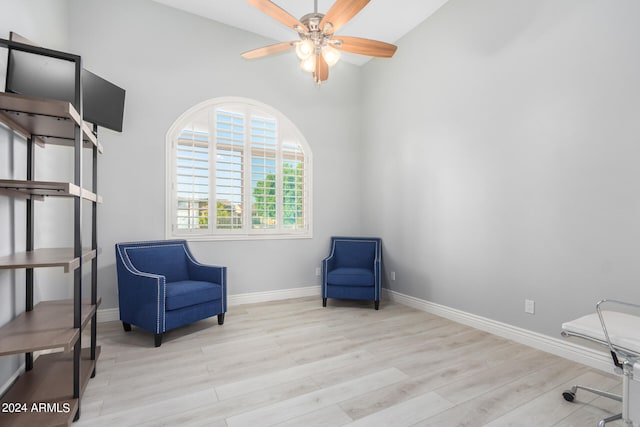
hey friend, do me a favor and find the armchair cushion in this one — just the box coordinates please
[166,280,223,311]
[327,268,375,287]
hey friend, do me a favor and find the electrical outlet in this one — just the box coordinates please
[315,267,321,276]
[390,271,396,281]
[525,299,535,314]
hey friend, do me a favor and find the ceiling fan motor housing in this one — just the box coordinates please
[299,13,333,52]
[300,12,324,31]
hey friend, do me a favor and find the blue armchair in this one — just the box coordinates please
[322,237,382,310]
[115,240,227,347]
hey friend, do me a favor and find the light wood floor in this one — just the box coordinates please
[75,297,623,427]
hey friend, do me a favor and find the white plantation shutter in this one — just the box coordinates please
[175,126,209,231]
[168,97,312,240]
[250,115,277,230]
[214,110,244,230]
[282,141,305,230]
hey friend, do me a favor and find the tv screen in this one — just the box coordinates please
[5,47,126,132]
[82,69,126,133]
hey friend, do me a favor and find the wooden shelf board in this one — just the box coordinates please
[0,248,97,272]
[0,347,100,427]
[0,180,99,202]
[0,91,81,125]
[0,299,100,356]
[20,133,104,154]
[0,188,44,201]
[0,92,97,147]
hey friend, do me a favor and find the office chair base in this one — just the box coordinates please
[598,413,622,427]
[563,385,623,426]
[563,385,622,403]
[562,390,576,402]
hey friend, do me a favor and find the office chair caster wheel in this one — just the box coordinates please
[562,390,576,402]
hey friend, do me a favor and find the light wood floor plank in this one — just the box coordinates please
[72,297,621,427]
[345,391,453,427]
[216,350,375,400]
[413,359,593,426]
[338,343,540,420]
[272,404,353,427]
[225,368,409,427]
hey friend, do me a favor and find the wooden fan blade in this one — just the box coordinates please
[241,41,295,59]
[320,0,370,34]
[246,0,306,31]
[334,36,397,58]
[314,55,329,83]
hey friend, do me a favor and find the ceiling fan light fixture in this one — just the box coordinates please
[300,55,316,73]
[243,0,397,84]
[321,45,340,67]
[295,39,315,60]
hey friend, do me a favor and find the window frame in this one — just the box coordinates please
[166,97,313,241]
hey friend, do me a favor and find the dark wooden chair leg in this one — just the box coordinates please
[374,300,380,310]
[218,313,225,325]
[323,298,327,307]
[122,322,132,332]
[154,333,163,347]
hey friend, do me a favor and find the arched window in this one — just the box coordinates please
[166,97,312,240]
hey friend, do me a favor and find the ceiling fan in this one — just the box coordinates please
[242,0,398,84]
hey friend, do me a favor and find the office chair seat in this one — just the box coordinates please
[562,311,640,356]
[561,300,640,427]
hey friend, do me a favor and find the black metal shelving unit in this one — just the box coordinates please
[0,37,100,426]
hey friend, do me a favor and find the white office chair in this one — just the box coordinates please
[561,300,640,427]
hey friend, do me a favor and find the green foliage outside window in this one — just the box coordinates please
[252,162,304,228]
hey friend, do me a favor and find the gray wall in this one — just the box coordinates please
[3,0,640,394]
[66,0,364,309]
[361,0,640,336]
[0,0,70,395]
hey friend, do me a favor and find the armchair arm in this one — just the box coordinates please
[188,262,226,284]
[187,262,227,312]
[323,254,336,269]
[115,247,167,334]
[322,253,337,276]
[373,252,382,301]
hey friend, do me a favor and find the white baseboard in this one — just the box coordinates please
[228,285,321,306]
[0,360,25,398]
[383,289,614,374]
[96,286,612,374]
[97,307,119,323]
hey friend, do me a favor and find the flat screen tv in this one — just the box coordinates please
[4,42,126,132]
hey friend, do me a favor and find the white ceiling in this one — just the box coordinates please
[151,0,449,65]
